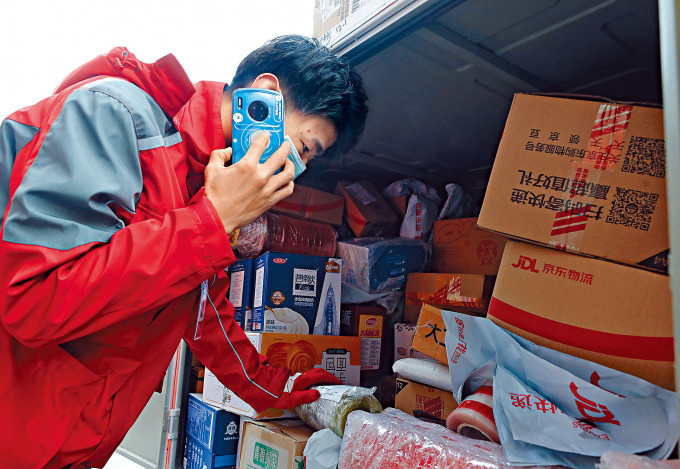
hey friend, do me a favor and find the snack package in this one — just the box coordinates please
[235,211,337,258]
[295,385,382,437]
[338,408,559,469]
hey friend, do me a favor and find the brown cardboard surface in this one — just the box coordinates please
[340,304,387,371]
[488,241,674,390]
[403,273,492,323]
[478,93,669,273]
[272,184,345,226]
[336,180,399,237]
[387,195,408,218]
[239,419,313,469]
[395,377,458,423]
[432,218,508,275]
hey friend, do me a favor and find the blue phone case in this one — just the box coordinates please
[231,88,285,165]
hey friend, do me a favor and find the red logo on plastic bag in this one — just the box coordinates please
[570,382,621,426]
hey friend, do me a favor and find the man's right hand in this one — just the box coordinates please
[204,132,296,234]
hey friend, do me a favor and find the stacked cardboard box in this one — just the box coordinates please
[477,93,673,390]
[184,394,240,469]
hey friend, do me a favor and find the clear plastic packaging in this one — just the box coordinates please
[599,451,680,468]
[295,385,382,437]
[235,211,337,258]
[336,237,427,293]
[339,408,561,469]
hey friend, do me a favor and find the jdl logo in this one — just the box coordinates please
[570,382,621,426]
[511,255,540,273]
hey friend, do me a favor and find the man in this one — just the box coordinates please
[0,35,368,467]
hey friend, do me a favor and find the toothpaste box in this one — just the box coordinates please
[252,252,342,335]
[227,259,255,330]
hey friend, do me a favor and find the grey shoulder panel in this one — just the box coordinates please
[0,119,40,225]
[3,88,145,250]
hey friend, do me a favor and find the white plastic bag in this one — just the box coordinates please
[383,178,442,240]
[441,309,678,468]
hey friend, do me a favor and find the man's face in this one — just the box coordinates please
[284,109,337,164]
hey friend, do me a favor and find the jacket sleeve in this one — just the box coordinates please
[0,86,233,348]
[184,291,290,412]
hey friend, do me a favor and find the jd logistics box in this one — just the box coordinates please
[239,419,313,469]
[203,332,361,418]
[271,184,345,226]
[403,273,493,323]
[187,394,240,456]
[478,93,669,273]
[395,378,458,423]
[228,259,254,330]
[336,180,400,238]
[488,241,674,389]
[340,304,387,371]
[431,218,508,275]
[252,252,341,335]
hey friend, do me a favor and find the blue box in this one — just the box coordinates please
[186,394,239,455]
[184,435,236,469]
[227,259,254,330]
[252,252,342,335]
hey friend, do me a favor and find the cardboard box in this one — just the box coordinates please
[395,378,458,423]
[478,93,669,273]
[340,304,386,371]
[387,195,408,218]
[272,184,345,226]
[403,273,492,323]
[190,366,205,394]
[203,333,361,418]
[228,259,254,330]
[185,435,237,469]
[314,0,400,48]
[488,241,674,389]
[252,252,341,334]
[187,394,240,455]
[411,304,463,365]
[336,180,400,237]
[239,419,313,469]
[394,323,430,362]
[431,218,508,275]
[337,238,426,293]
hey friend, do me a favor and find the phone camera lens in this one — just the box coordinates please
[248,101,269,122]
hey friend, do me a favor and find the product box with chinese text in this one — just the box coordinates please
[431,218,508,275]
[403,273,493,323]
[395,378,458,423]
[336,180,400,238]
[185,435,236,469]
[252,252,341,335]
[187,394,240,456]
[488,241,674,389]
[478,93,668,273]
[228,259,254,330]
[340,304,386,371]
[238,419,313,469]
[203,332,361,419]
[394,323,430,362]
[337,237,426,293]
[271,184,345,226]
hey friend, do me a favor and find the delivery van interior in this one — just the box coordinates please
[120,1,680,468]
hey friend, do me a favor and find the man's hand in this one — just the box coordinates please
[204,132,296,234]
[271,368,343,410]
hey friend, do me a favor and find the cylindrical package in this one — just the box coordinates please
[446,383,499,443]
[235,212,337,258]
[295,385,383,437]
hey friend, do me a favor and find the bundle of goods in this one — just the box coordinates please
[338,408,557,468]
[234,211,337,258]
[295,385,382,437]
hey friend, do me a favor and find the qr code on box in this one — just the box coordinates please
[621,136,665,178]
[605,187,659,231]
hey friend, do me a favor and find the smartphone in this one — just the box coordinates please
[231,88,306,179]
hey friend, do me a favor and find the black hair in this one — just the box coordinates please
[228,35,368,158]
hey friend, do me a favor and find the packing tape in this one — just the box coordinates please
[446,384,500,443]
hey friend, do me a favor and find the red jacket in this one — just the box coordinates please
[0,47,289,468]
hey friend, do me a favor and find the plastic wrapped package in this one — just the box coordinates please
[336,237,427,293]
[383,178,442,240]
[599,451,680,468]
[392,358,453,391]
[295,385,382,437]
[234,211,337,258]
[339,408,561,469]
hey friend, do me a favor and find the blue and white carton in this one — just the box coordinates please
[252,252,342,335]
[186,394,240,455]
[184,435,236,469]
